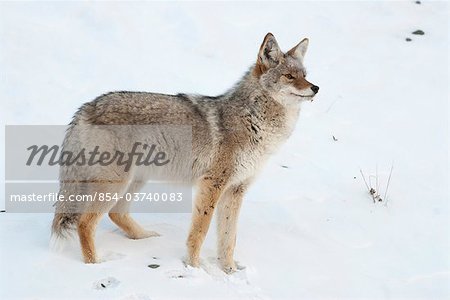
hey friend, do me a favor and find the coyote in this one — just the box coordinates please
[51,33,319,273]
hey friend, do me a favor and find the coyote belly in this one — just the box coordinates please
[51,32,319,273]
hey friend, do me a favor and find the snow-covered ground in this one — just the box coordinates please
[0,1,448,299]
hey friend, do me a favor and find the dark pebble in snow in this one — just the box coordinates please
[148,264,160,269]
[0,210,5,213]
[406,38,412,42]
[412,30,424,35]
[281,165,289,169]
[94,277,120,290]
[415,1,421,4]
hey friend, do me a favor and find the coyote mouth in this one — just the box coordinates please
[290,92,314,98]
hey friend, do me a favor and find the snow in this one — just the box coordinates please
[0,1,448,299]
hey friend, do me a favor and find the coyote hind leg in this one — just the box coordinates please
[109,181,160,239]
[77,182,127,263]
[78,212,105,263]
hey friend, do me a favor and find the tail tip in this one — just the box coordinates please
[49,233,69,252]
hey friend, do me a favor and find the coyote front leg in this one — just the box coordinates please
[216,182,248,273]
[186,175,228,267]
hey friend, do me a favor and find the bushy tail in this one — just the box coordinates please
[50,213,80,251]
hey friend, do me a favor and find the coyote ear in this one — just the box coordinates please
[257,33,283,69]
[287,38,309,61]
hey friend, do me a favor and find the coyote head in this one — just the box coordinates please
[253,33,319,103]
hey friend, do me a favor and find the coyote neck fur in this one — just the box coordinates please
[197,65,301,153]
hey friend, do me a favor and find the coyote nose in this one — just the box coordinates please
[311,85,319,94]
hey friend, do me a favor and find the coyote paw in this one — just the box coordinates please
[222,265,237,274]
[219,259,245,274]
[129,230,160,240]
[84,255,99,264]
[220,261,237,274]
[184,256,200,268]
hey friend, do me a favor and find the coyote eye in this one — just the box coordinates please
[284,74,295,80]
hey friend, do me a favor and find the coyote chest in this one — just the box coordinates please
[226,103,300,183]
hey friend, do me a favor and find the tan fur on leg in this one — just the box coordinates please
[76,181,129,263]
[78,212,103,263]
[186,174,229,267]
[109,212,159,239]
[108,181,160,239]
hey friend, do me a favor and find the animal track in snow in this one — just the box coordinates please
[99,251,126,262]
